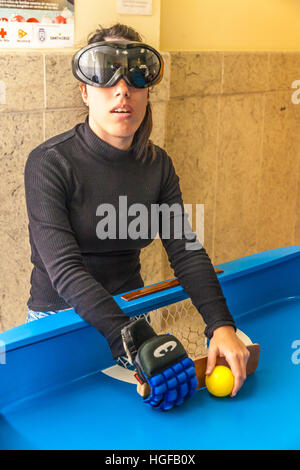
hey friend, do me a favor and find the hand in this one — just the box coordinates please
[206,326,250,397]
[121,318,198,410]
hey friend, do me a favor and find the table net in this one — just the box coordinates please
[117,298,207,370]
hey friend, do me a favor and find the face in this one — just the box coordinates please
[81,81,148,147]
[79,38,149,150]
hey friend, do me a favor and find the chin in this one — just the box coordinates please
[110,126,138,139]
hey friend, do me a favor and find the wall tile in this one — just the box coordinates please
[257,91,300,252]
[45,50,83,109]
[294,173,300,243]
[164,95,220,257]
[214,93,264,264]
[150,101,166,148]
[44,108,86,140]
[169,52,222,98]
[0,112,44,331]
[150,52,170,103]
[223,52,269,94]
[0,51,44,112]
[140,239,165,285]
[269,52,300,92]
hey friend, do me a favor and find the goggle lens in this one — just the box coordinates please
[74,43,163,88]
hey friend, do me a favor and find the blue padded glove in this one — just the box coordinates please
[121,318,198,411]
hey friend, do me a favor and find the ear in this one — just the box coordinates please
[79,83,88,105]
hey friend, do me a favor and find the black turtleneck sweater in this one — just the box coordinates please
[24,117,236,358]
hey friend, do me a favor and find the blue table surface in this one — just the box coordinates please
[0,296,299,450]
[1,246,300,450]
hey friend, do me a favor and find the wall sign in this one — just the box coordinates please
[0,0,74,47]
[117,0,152,16]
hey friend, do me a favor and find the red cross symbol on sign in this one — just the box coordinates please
[0,28,7,39]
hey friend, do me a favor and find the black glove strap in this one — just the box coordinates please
[121,317,156,364]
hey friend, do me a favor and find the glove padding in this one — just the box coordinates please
[121,318,198,411]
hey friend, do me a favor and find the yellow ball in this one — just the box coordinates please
[205,365,234,397]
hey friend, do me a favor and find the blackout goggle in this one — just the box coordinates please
[72,41,164,89]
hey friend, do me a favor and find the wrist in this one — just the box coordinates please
[212,325,235,338]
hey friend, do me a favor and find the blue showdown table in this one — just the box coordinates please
[1,246,300,450]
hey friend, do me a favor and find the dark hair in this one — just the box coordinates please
[87,23,143,43]
[85,23,157,163]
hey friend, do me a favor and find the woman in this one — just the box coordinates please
[24,23,249,409]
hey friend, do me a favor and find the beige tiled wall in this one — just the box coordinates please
[1,49,300,331]
[164,51,300,272]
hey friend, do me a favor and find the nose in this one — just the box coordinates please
[113,78,131,97]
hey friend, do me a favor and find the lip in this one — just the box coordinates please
[110,104,133,117]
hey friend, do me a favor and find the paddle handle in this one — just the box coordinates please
[121,268,224,301]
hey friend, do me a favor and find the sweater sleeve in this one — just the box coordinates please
[158,151,236,338]
[24,148,130,358]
